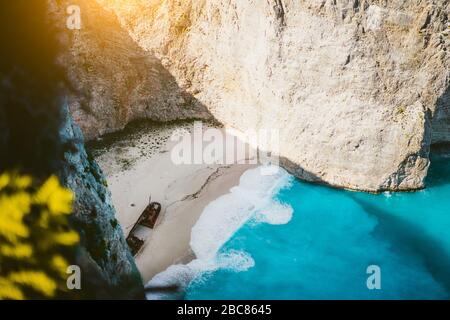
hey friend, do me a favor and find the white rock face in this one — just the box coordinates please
[366,5,385,31]
[67,0,449,191]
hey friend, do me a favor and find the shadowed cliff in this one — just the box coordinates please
[0,0,144,299]
[50,0,214,140]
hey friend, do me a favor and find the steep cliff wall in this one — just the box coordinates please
[59,105,143,299]
[98,0,449,192]
[1,0,144,299]
[51,0,212,140]
[432,86,450,147]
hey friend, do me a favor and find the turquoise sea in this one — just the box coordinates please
[182,155,450,300]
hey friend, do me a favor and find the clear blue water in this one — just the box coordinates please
[186,155,450,300]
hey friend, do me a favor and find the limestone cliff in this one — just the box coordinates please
[59,105,143,298]
[63,0,448,192]
[98,0,449,192]
[51,0,212,140]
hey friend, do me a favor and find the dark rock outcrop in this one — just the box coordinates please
[59,105,144,299]
[0,0,144,299]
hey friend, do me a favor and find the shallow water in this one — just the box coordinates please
[185,155,450,300]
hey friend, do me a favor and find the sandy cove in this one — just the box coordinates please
[90,121,256,283]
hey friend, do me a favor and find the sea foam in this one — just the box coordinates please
[145,165,293,299]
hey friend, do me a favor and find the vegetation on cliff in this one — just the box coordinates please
[0,0,143,299]
[0,173,78,299]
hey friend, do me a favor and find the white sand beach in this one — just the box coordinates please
[92,121,256,283]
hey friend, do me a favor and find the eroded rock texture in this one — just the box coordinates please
[59,105,144,299]
[50,0,212,140]
[64,0,449,191]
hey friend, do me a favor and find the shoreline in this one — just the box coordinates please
[91,121,256,282]
[138,163,253,282]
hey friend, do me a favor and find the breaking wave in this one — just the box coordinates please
[145,165,293,300]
